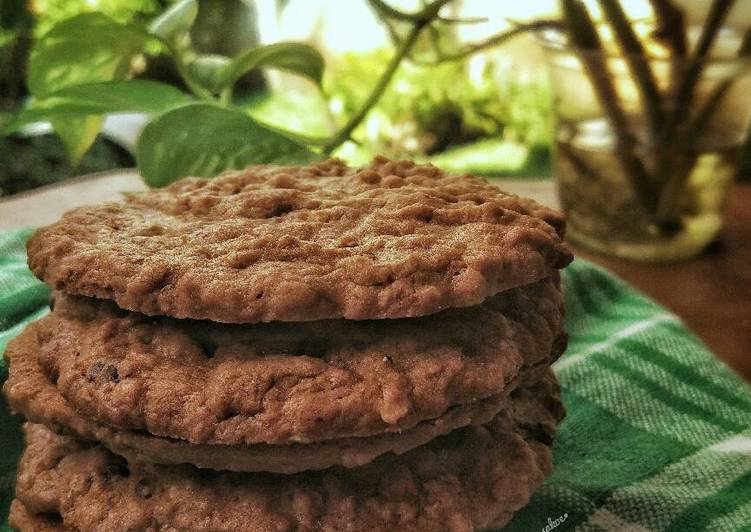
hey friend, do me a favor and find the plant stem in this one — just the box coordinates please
[649,0,687,99]
[561,0,657,213]
[654,23,750,222]
[367,0,422,22]
[321,26,419,153]
[657,0,734,148]
[437,15,488,25]
[655,0,736,222]
[322,0,450,154]
[691,27,751,133]
[163,40,215,100]
[412,20,563,64]
[599,0,664,144]
[218,86,233,106]
[649,0,687,56]
[737,113,751,180]
[558,140,604,182]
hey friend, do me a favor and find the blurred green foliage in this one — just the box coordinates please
[242,48,554,176]
[3,0,750,197]
[3,0,558,195]
[0,0,161,97]
[32,0,162,35]
[1,0,322,193]
[325,49,552,160]
[0,134,134,196]
[0,0,160,196]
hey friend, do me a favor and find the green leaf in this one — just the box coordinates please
[51,115,104,166]
[220,42,325,89]
[148,0,198,41]
[136,103,318,187]
[28,13,150,97]
[188,54,231,93]
[7,80,192,132]
[27,13,151,163]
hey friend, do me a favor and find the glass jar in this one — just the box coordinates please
[538,27,751,262]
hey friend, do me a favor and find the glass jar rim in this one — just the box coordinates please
[534,25,751,66]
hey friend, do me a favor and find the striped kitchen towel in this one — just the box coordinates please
[0,228,750,531]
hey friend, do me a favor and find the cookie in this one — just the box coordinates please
[3,326,506,472]
[5,278,564,446]
[27,157,572,323]
[99,396,505,474]
[11,374,563,532]
[8,500,62,532]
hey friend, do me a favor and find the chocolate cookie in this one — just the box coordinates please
[5,278,564,446]
[3,324,506,472]
[27,157,572,323]
[10,374,563,532]
[8,501,62,532]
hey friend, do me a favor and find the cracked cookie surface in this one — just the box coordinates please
[4,277,564,445]
[27,157,572,323]
[10,373,563,532]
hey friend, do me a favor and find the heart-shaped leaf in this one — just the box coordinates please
[220,42,325,89]
[27,13,151,163]
[28,13,150,97]
[136,103,318,187]
[188,54,232,93]
[148,0,198,42]
[7,80,192,132]
[51,115,104,166]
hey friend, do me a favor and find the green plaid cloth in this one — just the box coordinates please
[0,227,749,532]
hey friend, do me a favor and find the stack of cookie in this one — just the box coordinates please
[4,158,572,531]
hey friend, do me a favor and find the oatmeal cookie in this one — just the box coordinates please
[27,157,571,323]
[10,373,563,532]
[5,278,564,445]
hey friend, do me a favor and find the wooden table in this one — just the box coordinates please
[1,172,749,381]
[575,185,751,382]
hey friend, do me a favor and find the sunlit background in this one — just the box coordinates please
[1,0,750,195]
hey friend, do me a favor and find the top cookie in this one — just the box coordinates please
[28,157,572,322]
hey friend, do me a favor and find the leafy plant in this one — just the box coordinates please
[324,48,551,161]
[5,0,462,186]
[6,0,566,188]
[11,0,746,200]
[6,1,322,184]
